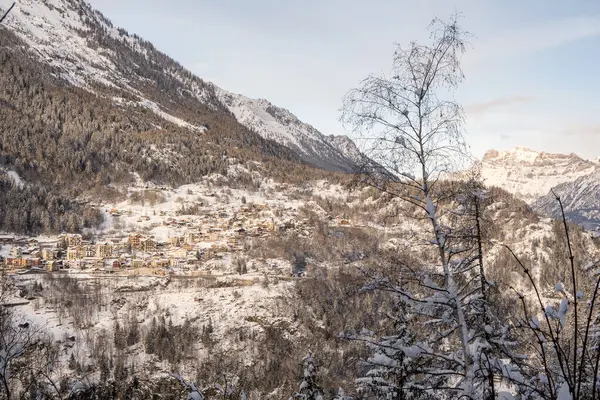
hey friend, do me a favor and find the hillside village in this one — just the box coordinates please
[0,180,356,277]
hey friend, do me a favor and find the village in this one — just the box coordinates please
[0,199,327,276]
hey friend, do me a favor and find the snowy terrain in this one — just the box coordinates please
[0,0,363,173]
[217,89,364,172]
[480,146,598,203]
[533,168,600,230]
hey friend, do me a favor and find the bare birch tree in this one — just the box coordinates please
[341,15,488,398]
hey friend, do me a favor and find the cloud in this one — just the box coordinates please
[465,96,534,115]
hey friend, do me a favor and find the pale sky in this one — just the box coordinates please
[88,0,600,161]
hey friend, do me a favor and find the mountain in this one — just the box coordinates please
[217,90,363,172]
[0,0,361,174]
[0,0,366,234]
[480,146,598,203]
[480,146,600,231]
[532,168,600,231]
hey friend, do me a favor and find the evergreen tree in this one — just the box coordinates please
[289,352,324,400]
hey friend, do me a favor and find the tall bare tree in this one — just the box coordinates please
[341,15,488,398]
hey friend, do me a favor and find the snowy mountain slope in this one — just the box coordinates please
[0,0,363,173]
[480,147,598,203]
[532,168,600,230]
[218,90,363,173]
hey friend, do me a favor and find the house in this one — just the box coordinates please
[95,242,113,258]
[41,248,58,261]
[82,257,103,269]
[129,233,144,249]
[104,259,120,269]
[46,260,58,272]
[10,247,22,257]
[84,245,95,258]
[67,246,85,260]
[150,258,170,268]
[167,236,183,247]
[66,234,83,247]
[0,234,14,244]
[184,231,202,245]
[140,237,157,252]
[131,259,145,269]
[170,248,188,259]
[23,258,42,268]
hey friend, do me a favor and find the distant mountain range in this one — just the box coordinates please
[480,146,600,230]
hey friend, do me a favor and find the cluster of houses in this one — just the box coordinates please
[0,202,319,275]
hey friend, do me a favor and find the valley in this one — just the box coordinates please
[0,0,599,399]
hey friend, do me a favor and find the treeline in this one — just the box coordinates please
[0,171,101,234]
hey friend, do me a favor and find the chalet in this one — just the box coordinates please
[129,233,149,249]
[0,234,15,244]
[4,257,22,268]
[131,259,145,269]
[10,247,22,257]
[140,237,157,252]
[41,248,58,260]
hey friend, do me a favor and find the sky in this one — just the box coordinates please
[88,0,600,161]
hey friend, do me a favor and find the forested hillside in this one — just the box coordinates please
[0,23,346,235]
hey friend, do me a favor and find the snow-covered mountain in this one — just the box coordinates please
[0,0,362,173]
[480,146,600,230]
[218,90,363,172]
[481,147,598,203]
[532,168,600,231]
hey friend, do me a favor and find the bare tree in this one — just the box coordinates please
[501,194,600,399]
[0,273,61,399]
[341,15,490,398]
[0,2,15,25]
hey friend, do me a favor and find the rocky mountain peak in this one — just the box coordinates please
[480,146,598,204]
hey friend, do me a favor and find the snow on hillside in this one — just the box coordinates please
[481,146,598,203]
[217,89,363,173]
[533,168,600,230]
[1,0,124,87]
[0,0,365,174]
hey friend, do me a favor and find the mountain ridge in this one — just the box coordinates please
[480,146,600,230]
[0,0,363,174]
[480,146,598,204]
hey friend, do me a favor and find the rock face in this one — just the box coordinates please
[0,0,363,174]
[481,146,598,203]
[532,168,600,231]
[217,90,364,173]
[480,146,600,230]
